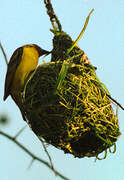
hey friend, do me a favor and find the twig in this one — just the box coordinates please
[107,94,124,110]
[27,158,35,169]
[0,130,70,180]
[0,42,8,65]
[44,0,62,31]
[39,138,57,174]
[13,125,27,139]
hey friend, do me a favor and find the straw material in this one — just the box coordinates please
[22,32,121,158]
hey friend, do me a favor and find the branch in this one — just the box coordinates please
[44,0,62,31]
[14,125,27,139]
[0,42,8,65]
[0,130,70,180]
[39,138,57,174]
[107,94,124,110]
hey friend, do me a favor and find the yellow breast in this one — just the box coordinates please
[12,46,39,91]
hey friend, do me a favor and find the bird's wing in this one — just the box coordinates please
[3,47,23,100]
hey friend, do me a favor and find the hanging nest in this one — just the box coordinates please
[22,32,121,158]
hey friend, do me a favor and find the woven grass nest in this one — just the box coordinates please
[22,31,121,158]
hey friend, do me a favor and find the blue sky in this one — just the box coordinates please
[0,0,124,180]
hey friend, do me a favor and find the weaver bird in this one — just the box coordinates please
[3,44,50,121]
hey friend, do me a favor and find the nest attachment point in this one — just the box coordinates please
[22,32,121,158]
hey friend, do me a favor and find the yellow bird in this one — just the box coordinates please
[3,44,50,121]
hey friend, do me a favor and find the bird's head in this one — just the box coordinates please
[24,44,50,57]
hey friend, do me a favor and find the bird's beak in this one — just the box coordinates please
[34,44,51,57]
[39,48,51,57]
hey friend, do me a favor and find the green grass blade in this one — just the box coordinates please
[56,61,70,93]
[66,9,94,55]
